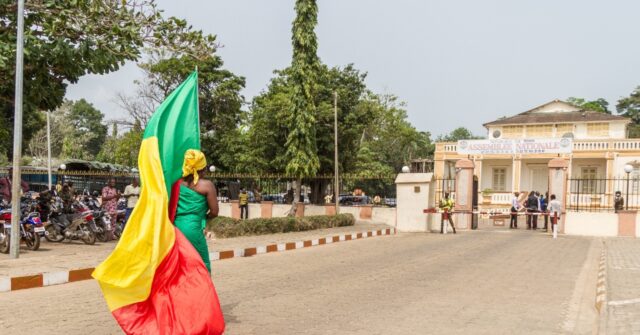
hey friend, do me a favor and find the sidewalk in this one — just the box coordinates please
[0,221,393,291]
[603,238,640,334]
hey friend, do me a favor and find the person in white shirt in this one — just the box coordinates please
[548,194,562,238]
[123,178,140,227]
[510,192,521,229]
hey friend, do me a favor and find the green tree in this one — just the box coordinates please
[286,0,321,205]
[436,127,482,142]
[616,86,640,138]
[0,1,221,160]
[567,97,611,114]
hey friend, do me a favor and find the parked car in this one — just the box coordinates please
[384,198,397,207]
[339,195,371,206]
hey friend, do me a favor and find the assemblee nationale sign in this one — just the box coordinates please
[457,138,573,155]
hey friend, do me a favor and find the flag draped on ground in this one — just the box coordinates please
[92,72,225,335]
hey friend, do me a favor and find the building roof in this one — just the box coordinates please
[483,100,630,128]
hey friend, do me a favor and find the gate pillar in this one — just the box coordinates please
[548,158,569,233]
[454,159,475,230]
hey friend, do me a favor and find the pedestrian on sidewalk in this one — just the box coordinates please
[614,191,624,213]
[548,194,562,238]
[239,188,249,219]
[123,177,140,228]
[101,178,120,240]
[439,192,456,234]
[0,167,29,202]
[510,192,521,229]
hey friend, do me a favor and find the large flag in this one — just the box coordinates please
[92,72,225,334]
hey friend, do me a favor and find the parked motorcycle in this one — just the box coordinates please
[0,194,45,253]
[81,193,112,242]
[44,198,96,245]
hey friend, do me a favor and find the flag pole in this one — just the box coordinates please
[10,0,26,259]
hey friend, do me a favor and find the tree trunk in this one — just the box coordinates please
[287,178,302,217]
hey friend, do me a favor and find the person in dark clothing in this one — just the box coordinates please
[541,192,549,231]
[526,191,539,230]
[614,191,624,213]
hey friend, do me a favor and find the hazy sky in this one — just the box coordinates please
[65,0,640,137]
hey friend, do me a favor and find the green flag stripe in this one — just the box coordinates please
[143,71,201,195]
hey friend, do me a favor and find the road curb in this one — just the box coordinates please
[0,227,396,292]
[595,243,607,313]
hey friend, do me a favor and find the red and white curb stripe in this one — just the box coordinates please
[595,246,607,313]
[0,227,396,292]
[209,228,395,261]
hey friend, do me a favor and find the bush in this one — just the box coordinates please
[207,214,355,238]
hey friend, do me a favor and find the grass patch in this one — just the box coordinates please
[207,214,356,238]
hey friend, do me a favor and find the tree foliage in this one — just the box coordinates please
[436,127,483,142]
[285,0,321,179]
[567,97,611,114]
[0,0,224,159]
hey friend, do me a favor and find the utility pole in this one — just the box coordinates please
[334,91,339,214]
[10,0,26,259]
[47,110,52,190]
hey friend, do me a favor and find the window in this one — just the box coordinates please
[492,168,507,192]
[556,124,574,137]
[526,125,553,138]
[581,167,598,193]
[587,123,609,137]
[502,126,523,138]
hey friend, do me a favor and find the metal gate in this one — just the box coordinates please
[472,175,478,230]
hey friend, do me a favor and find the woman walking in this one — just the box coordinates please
[173,149,219,273]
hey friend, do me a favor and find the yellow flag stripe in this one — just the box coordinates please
[92,137,176,311]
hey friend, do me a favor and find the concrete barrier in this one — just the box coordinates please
[215,203,396,226]
[564,212,618,237]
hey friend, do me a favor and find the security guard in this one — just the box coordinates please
[439,192,456,234]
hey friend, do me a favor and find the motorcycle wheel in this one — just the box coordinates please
[25,227,40,251]
[44,225,64,242]
[96,230,109,242]
[80,225,96,245]
[0,228,9,254]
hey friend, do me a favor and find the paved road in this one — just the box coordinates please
[604,238,640,334]
[0,230,599,334]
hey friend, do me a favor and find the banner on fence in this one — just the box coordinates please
[457,138,572,155]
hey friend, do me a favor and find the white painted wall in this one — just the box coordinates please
[219,202,232,217]
[395,173,433,232]
[272,204,290,217]
[570,158,607,179]
[610,122,627,139]
[564,212,618,237]
[304,205,326,216]
[613,156,640,177]
[372,207,396,226]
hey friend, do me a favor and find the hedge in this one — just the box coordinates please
[207,214,355,238]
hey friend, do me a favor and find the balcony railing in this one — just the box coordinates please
[436,139,640,153]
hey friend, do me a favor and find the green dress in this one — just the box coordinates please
[174,185,211,273]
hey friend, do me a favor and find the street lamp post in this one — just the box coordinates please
[9,0,26,259]
[333,91,339,214]
[46,110,52,190]
[624,164,633,210]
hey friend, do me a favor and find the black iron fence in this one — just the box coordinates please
[4,170,397,206]
[433,177,455,207]
[568,177,640,212]
[209,173,396,206]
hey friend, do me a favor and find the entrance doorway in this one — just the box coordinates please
[530,167,548,193]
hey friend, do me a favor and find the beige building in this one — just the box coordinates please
[434,100,640,210]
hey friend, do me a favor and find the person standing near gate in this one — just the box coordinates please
[540,192,548,232]
[526,191,539,230]
[548,194,562,238]
[510,192,521,229]
[239,188,249,219]
[439,192,456,234]
[614,191,624,213]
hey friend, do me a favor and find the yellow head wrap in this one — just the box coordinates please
[182,149,207,185]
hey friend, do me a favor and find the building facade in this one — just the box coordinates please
[434,100,640,210]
